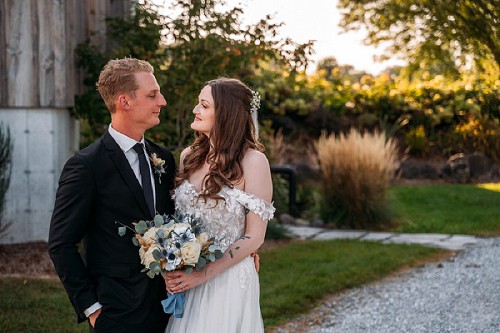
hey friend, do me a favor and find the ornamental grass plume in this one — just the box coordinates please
[316,129,400,230]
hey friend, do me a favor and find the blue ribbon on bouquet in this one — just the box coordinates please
[161,292,186,318]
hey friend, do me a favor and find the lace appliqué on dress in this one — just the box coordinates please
[239,263,251,289]
[173,181,275,252]
[229,189,275,221]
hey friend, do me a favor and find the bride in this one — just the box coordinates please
[164,78,275,333]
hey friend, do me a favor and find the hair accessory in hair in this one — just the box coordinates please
[250,90,260,114]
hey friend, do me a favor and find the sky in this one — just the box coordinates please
[153,0,406,75]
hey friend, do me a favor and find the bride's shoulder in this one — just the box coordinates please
[242,149,270,176]
[242,149,269,166]
[179,146,193,168]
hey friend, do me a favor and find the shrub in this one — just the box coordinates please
[265,220,292,240]
[453,115,500,161]
[316,129,399,229]
[405,125,430,157]
[0,123,12,239]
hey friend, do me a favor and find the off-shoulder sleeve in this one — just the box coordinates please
[232,190,276,221]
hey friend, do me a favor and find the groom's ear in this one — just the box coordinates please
[118,94,131,110]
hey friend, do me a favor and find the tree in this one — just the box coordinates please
[0,123,12,239]
[317,56,369,84]
[74,0,313,147]
[338,0,500,74]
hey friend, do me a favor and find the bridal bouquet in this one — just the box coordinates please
[116,213,223,317]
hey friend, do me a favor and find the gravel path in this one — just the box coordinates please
[272,238,500,333]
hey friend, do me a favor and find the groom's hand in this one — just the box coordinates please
[89,308,101,328]
[251,252,260,272]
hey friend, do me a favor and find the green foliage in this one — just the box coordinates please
[271,175,290,217]
[392,183,500,236]
[265,220,292,240]
[71,0,499,164]
[0,123,12,239]
[405,125,430,157]
[452,115,500,161]
[73,0,313,147]
[338,0,500,72]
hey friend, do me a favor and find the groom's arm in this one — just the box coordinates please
[48,154,98,323]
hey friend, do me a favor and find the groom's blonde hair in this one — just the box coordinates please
[97,57,154,113]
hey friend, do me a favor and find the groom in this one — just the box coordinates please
[48,58,175,333]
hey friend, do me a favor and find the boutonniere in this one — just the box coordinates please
[150,153,166,183]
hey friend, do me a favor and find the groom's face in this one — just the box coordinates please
[126,71,166,130]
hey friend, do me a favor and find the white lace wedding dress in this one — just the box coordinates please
[165,180,275,333]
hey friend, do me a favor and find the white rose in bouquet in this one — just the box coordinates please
[180,241,202,265]
[196,232,210,248]
[140,245,160,269]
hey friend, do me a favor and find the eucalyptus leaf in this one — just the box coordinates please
[152,249,162,261]
[118,226,127,237]
[208,254,215,262]
[185,267,193,275]
[156,229,164,238]
[208,244,217,252]
[196,257,206,269]
[135,220,148,234]
[150,262,159,271]
[215,250,224,259]
[132,237,139,246]
[146,270,155,279]
[154,214,164,227]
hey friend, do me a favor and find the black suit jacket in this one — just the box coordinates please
[48,131,175,327]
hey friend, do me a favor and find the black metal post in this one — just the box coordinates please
[270,165,297,217]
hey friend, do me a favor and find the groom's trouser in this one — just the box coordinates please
[89,310,168,333]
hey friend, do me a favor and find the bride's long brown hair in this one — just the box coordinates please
[176,78,264,201]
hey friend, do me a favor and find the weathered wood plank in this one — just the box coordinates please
[51,0,66,107]
[5,0,37,106]
[87,0,108,52]
[1,0,133,108]
[37,0,54,107]
[0,0,7,106]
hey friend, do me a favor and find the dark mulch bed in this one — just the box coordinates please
[0,241,56,276]
[0,239,291,277]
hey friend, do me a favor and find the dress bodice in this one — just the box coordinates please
[173,180,275,251]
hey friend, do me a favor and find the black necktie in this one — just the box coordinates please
[133,143,155,217]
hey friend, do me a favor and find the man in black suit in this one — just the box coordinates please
[48,58,175,333]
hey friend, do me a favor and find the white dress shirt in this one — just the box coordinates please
[84,124,156,317]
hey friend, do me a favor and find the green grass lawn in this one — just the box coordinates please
[390,183,500,236]
[0,240,444,332]
[0,278,87,333]
[2,183,497,332]
[260,240,444,328]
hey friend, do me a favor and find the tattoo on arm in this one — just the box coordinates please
[228,236,251,258]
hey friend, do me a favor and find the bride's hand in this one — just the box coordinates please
[164,269,207,294]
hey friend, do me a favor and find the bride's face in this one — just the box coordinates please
[191,85,215,136]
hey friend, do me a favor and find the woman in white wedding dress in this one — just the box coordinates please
[164,78,274,333]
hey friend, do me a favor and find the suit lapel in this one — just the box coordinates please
[103,132,152,219]
[145,141,164,214]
